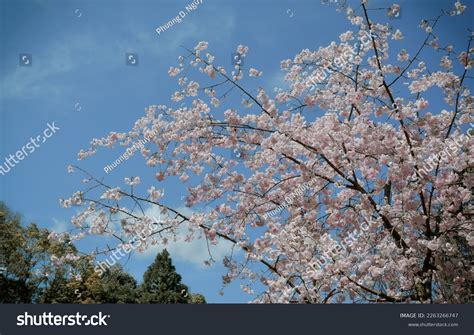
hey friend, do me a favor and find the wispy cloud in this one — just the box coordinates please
[0,6,236,102]
[0,34,94,100]
[266,69,289,92]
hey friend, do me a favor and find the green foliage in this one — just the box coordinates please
[189,293,207,304]
[39,256,94,304]
[0,202,205,304]
[86,265,137,303]
[0,202,88,303]
[0,202,68,303]
[137,249,189,303]
[0,203,34,302]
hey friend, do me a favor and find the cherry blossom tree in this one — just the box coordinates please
[59,1,473,303]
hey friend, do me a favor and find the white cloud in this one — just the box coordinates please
[135,205,236,269]
[51,217,68,233]
[266,70,289,92]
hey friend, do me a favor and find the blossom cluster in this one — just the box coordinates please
[262,177,318,219]
[412,123,474,183]
[314,215,378,269]
[94,217,160,276]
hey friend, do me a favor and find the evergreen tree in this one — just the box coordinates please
[138,249,189,303]
[86,265,137,303]
[189,293,206,304]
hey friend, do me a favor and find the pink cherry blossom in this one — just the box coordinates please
[61,2,473,304]
[124,176,141,186]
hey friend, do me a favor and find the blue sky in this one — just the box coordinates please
[0,0,472,302]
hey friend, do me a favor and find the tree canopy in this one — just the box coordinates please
[0,202,203,304]
[138,249,189,303]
